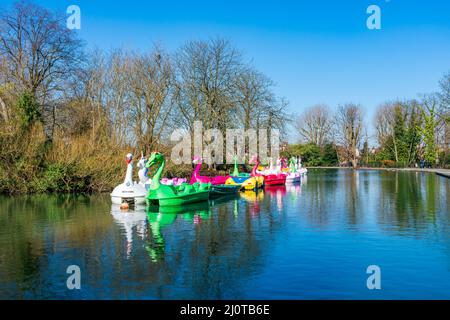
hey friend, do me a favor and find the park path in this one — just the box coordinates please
[307,166,450,179]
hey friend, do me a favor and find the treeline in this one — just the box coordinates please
[292,77,450,168]
[0,1,289,194]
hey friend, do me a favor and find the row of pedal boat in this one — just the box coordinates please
[111,152,307,207]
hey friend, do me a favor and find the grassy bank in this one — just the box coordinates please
[0,123,198,195]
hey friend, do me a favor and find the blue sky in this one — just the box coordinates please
[4,0,450,142]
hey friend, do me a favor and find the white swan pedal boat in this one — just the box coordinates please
[111,153,147,205]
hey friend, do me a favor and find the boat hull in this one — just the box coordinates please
[111,195,146,205]
[263,174,286,186]
[242,176,263,190]
[111,183,147,205]
[147,190,210,207]
[210,184,241,197]
[285,174,301,184]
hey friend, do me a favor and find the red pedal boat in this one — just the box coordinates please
[263,173,286,186]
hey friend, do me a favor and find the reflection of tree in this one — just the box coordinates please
[0,193,113,298]
[178,201,261,299]
[0,192,295,299]
[346,170,362,226]
[139,194,290,299]
[301,169,338,227]
[377,171,448,235]
[425,174,437,221]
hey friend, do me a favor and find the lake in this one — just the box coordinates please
[0,169,449,299]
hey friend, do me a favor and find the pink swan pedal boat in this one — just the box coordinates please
[190,156,230,185]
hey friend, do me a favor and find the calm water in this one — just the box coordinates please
[0,169,449,299]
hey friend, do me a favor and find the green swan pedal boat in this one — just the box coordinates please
[145,152,211,206]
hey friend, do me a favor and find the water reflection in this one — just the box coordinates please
[110,205,147,258]
[240,190,264,216]
[265,186,287,212]
[377,171,449,236]
[286,181,302,203]
[0,170,449,299]
[145,202,211,263]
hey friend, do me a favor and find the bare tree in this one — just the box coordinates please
[335,103,364,167]
[173,38,241,132]
[375,103,393,145]
[234,68,273,131]
[374,102,397,159]
[259,97,291,135]
[439,71,450,109]
[438,72,450,161]
[0,1,84,139]
[129,46,173,153]
[296,104,333,146]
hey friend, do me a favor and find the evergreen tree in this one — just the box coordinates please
[419,95,439,167]
[16,91,41,129]
[322,143,338,166]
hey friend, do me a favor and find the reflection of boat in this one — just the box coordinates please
[179,202,211,223]
[146,209,178,226]
[264,185,286,211]
[110,204,147,258]
[286,182,301,196]
[145,202,211,262]
[240,190,264,216]
[145,207,177,263]
[240,190,264,203]
[264,185,287,196]
[209,193,240,206]
[147,201,211,224]
[147,200,210,215]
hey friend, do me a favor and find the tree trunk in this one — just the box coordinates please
[0,96,9,122]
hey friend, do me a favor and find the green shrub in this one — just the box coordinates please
[16,91,41,128]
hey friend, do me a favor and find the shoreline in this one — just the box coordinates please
[306,166,450,178]
[1,167,448,196]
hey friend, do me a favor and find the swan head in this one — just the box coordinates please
[126,153,133,165]
[146,152,163,168]
[249,154,258,164]
[192,155,202,164]
[137,155,147,169]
